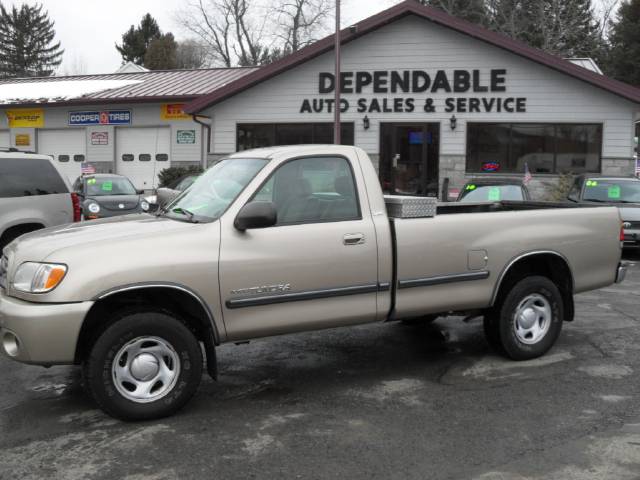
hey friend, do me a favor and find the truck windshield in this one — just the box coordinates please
[459,184,525,202]
[582,179,640,203]
[164,158,268,222]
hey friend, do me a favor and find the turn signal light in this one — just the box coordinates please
[620,223,625,242]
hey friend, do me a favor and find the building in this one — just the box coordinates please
[0,67,255,189]
[1,0,639,197]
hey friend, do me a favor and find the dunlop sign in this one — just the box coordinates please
[6,109,44,128]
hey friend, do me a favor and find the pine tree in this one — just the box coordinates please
[144,33,178,70]
[415,0,490,25]
[0,3,63,78]
[115,13,161,65]
[607,0,640,86]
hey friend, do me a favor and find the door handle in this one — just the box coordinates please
[343,233,365,245]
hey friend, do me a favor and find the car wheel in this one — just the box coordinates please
[83,310,203,421]
[490,276,564,361]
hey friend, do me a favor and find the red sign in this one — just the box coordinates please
[481,162,501,172]
[91,131,108,145]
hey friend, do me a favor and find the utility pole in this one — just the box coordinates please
[334,0,341,145]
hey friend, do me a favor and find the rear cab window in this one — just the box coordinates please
[459,184,525,202]
[0,158,68,197]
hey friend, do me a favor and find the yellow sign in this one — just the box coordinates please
[15,134,31,146]
[6,109,44,128]
[161,104,190,121]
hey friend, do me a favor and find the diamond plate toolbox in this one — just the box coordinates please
[384,195,438,218]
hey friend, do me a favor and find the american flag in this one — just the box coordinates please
[81,163,95,175]
[523,162,533,185]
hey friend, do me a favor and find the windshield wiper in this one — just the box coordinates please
[170,207,199,223]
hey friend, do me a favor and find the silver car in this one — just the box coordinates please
[0,150,78,253]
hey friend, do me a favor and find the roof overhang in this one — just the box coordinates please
[0,95,199,109]
[185,0,640,114]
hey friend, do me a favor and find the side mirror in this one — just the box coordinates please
[234,202,277,231]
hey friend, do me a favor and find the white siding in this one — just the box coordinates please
[206,15,638,159]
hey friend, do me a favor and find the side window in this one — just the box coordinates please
[252,156,360,225]
[567,179,581,201]
[0,158,67,197]
[58,154,70,162]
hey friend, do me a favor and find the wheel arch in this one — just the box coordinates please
[491,251,575,322]
[75,283,221,370]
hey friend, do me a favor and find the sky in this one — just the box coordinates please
[9,0,395,75]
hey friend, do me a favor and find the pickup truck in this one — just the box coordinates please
[0,145,626,421]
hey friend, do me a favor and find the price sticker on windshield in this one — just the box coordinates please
[87,178,96,185]
[586,180,598,187]
[488,187,501,201]
[465,184,477,191]
[101,181,113,192]
[608,185,621,199]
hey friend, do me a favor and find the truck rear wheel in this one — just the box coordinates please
[486,276,563,360]
[83,310,203,421]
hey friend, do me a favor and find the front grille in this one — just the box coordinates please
[0,255,7,290]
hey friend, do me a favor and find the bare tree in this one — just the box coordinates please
[176,39,210,69]
[175,0,273,67]
[271,0,334,53]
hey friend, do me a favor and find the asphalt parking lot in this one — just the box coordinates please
[1,253,640,480]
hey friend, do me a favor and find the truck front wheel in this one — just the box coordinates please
[83,310,203,421]
[486,276,563,360]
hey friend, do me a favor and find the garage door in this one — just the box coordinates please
[38,129,87,184]
[116,127,171,190]
[0,131,9,148]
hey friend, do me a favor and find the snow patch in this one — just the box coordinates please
[0,79,143,104]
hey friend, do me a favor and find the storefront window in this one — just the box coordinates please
[466,123,602,174]
[237,123,354,151]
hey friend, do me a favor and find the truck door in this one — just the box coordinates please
[218,155,379,341]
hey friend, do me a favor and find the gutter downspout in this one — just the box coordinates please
[192,114,212,169]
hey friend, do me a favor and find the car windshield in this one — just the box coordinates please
[86,177,136,196]
[459,184,525,202]
[176,175,198,191]
[165,158,268,222]
[582,179,640,203]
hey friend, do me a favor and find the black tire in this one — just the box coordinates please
[401,314,439,326]
[83,310,203,421]
[488,276,564,361]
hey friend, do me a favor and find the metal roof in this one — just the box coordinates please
[0,67,257,107]
[186,0,640,113]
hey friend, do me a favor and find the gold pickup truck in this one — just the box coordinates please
[0,145,626,421]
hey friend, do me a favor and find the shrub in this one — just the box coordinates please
[547,172,574,202]
[157,165,204,188]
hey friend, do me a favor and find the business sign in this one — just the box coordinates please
[300,69,527,115]
[90,131,109,145]
[481,162,501,172]
[69,110,131,126]
[6,109,44,128]
[177,129,196,144]
[14,133,31,146]
[161,104,190,120]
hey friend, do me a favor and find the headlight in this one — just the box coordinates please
[140,200,150,211]
[13,262,67,293]
[87,202,100,214]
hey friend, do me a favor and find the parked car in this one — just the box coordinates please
[567,175,640,248]
[156,174,200,209]
[0,145,625,421]
[0,150,80,253]
[457,177,531,202]
[72,174,150,220]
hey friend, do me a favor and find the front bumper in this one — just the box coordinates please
[0,288,93,365]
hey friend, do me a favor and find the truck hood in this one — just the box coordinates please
[5,214,195,262]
